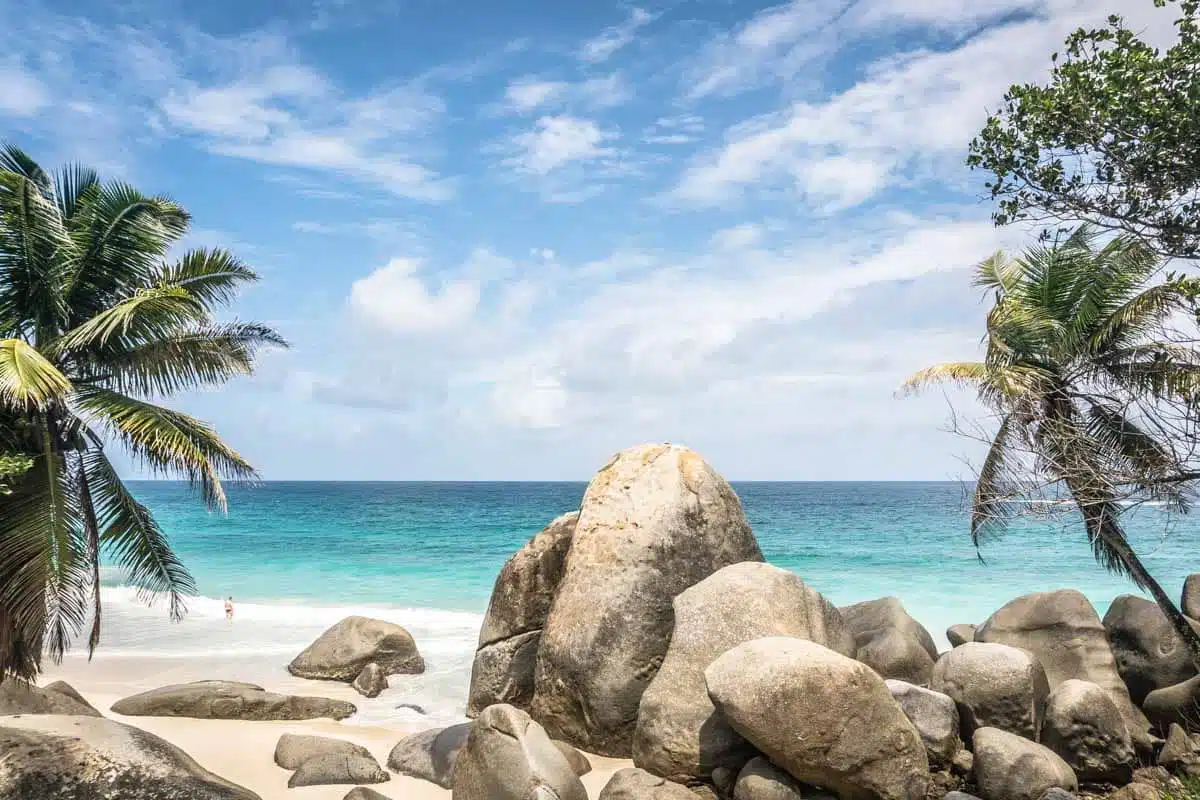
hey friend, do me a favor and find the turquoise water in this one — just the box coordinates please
[87,480,1197,725]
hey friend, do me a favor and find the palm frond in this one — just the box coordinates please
[971,413,1020,549]
[0,145,53,195]
[0,339,72,409]
[51,286,207,354]
[0,171,73,339]
[53,164,100,222]
[155,249,260,310]
[1088,282,1190,355]
[972,250,1023,294]
[900,362,990,394]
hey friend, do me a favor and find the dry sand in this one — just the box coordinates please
[37,656,630,800]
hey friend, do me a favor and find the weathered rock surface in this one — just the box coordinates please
[386,723,471,789]
[634,561,854,783]
[1103,595,1199,705]
[554,740,592,777]
[111,680,356,721]
[274,733,374,770]
[531,444,764,756]
[1040,679,1133,784]
[705,637,928,800]
[972,728,1077,800]
[840,597,939,685]
[1109,785,1164,800]
[0,713,259,799]
[468,512,577,716]
[975,590,1148,738]
[1184,575,1200,621]
[0,679,101,717]
[885,680,961,768]
[288,753,389,788]
[598,768,696,800]
[948,625,977,648]
[288,616,424,681]
[451,703,586,800]
[1144,675,1200,733]
[352,663,387,699]
[732,757,804,800]
[342,789,390,800]
[1158,723,1197,771]
[943,793,983,800]
[930,642,1049,739]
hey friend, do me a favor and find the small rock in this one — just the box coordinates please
[598,767,696,799]
[288,753,389,788]
[274,733,373,770]
[1183,575,1200,620]
[951,749,974,776]
[1132,766,1175,788]
[930,642,1049,739]
[1144,675,1200,733]
[1038,789,1076,800]
[343,789,391,800]
[886,680,962,768]
[288,616,424,681]
[944,793,984,800]
[553,740,592,777]
[394,703,426,714]
[732,757,804,800]
[0,680,101,717]
[947,625,977,648]
[1109,785,1162,800]
[1040,679,1133,784]
[972,728,1077,800]
[386,723,471,789]
[1159,723,1196,770]
[352,663,387,699]
[452,704,586,800]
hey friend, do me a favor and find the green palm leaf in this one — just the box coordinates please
[0,338,72,409]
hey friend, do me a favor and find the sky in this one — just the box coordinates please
[0,0,1179,480]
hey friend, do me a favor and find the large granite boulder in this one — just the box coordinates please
[111,680,355,721]
[633,561,854,784]
[386,723,471,789]
[0,714,259,799]
[1040,679,1134,784]
[840,597,939,685]
[1184,575,1200,621]
[531,444,764,756]
[288,616,424,681]
[469,512,577,716]
[976,590,1148,738]
[705,637,929,800]
[598,768,696,800]
[886,680,962,768]
[972,728,1077,800]
[288,753,389,788]
[948,625,977,648]
[930,642,1049,739]
[1103,595,1199,705]
[274,733,374,770]
[452,703,586,800]
[0,679,100,717]
[1144,675,1200,733]
[732,757,805,800]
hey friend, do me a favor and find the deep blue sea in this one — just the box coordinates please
[87,481,1198,725]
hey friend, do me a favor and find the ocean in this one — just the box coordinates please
[88,481,1198,728]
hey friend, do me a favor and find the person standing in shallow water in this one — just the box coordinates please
[224,597,234,622]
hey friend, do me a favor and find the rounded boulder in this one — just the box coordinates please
[930,642,1048,740]
[1040,679,1133,784]
[288,616,424,682]
[452,703,586,800]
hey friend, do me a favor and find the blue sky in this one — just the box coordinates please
[0,0,1171,480]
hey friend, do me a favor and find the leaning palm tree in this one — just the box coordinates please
[0,145,286,681]
[904,226,1200,667]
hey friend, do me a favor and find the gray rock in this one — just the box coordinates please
[634,561,854,784]
[288,616,424,681]
[1103,595,1199,705]
[0,713,259,799]
[1184,575,1200,621]
[554,740,592,777]
[352,663,387,699]
[976,590,1148,740]
[598,767,696,800]
[0,679,101,717]
[274,733,374,770]
[386,723,471,789]
[930,642,1049,739]
[944,793,983,800]
[1040,679,1133,784]
[531,444,764,757]
[343,789,391,800]
[110,680,356,721]
[886,680,962,768]
[1039,790,1077,800]
[1108,786,1164,800]
[468,512,577,716]
[705,637,929,800]
[288,753,389,788]
[1144,675,1200,733]
[951,749,974,776]
[841,597,939,685]
[1158,723,1196,770]
[948,625,977,648]
[451,703,586,800]
[972,728,1077,800]
[732,757,804,800]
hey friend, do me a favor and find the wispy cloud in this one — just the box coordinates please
[504,78,569,112]
[504,116,617,175]
[579,7,654,63]
[0,63,50,116]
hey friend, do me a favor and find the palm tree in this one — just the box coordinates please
[0,145,286,681]
[904,226,1200,667]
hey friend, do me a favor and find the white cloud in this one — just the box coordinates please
[499,73,630,115]
[505,116,615,175]
[579,7,653,63]
[0,64,50,116]
[349,257,480,332]
[504,79,568,112]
